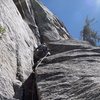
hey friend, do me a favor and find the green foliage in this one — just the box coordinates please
[81,17,100,46]
[0,25,6,38]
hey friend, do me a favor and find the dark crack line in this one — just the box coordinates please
[45,54,100,64]
[22,72,40,100]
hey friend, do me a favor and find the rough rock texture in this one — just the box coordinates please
[30,0,70,43]
[13,0,70,44]
[1,0,100,100]
[0,0,37,99]
[47,39,93,54]
[37,41,100,100]
[0,0,70,99]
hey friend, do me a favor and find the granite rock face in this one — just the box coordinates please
[13,0,70,44]
[37,40,100,100]
[1,0,100,100]
[30,0,70,43]
[0,0,70,99]
[0,0,37,99]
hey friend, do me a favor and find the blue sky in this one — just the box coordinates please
[41,0,100,40]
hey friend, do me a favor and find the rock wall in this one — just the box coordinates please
[0,0,70,99]
[1,0,100,100]
[0,0,37,99]
[37,42,100,100]
[13,0,70,44]
[30,0,70,43]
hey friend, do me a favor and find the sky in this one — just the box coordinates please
[41,0,100,40]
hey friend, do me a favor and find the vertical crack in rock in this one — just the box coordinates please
[30,0,70,43]
[22,72,40,100]
[16,42,24,82]
[12,1,41,99]
[13,0,41,45]
[13,0,25,19]
[13,0,70,44]
[15,39,40,100]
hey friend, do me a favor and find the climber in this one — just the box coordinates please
[32,43,50,71]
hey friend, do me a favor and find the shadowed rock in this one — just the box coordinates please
[21,73,40,100]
